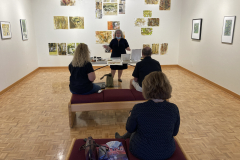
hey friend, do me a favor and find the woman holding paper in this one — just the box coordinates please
[103,29,131,82]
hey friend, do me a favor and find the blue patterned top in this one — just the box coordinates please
[127,100,180,160]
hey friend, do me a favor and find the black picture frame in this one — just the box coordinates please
[222,16,236,44]
[191,19,202,40]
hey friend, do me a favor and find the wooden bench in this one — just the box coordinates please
[68,89,146,128]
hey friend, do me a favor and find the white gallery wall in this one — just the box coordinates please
[0,0,38,92]
[179,0,240,95]
[32,0,182,67]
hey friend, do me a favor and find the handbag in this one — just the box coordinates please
[85,137,97,160]
[100,73,114,88]
[80,137,109,160]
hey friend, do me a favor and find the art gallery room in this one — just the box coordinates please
[1,0,240,159]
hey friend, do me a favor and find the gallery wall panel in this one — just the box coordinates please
[0,0,38,92]
[32,0,182,66]
[179,0,240,95]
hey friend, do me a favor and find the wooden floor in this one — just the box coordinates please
[0,66,240,160]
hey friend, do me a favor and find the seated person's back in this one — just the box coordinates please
[116,71,180,160]
[69,43,101,95]
[131,47,162,92]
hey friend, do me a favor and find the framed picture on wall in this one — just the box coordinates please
[191,19,202,40]
[222,16,236,44]
[20,19,28,40]
[0,21,12,39]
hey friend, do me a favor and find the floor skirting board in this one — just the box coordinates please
[0,68,39,96]
[178,65,240,100]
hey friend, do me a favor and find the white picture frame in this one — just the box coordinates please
[20,19,28,40]
[222,16,236,44]
[191,19,202,40]
[0,21,12,39]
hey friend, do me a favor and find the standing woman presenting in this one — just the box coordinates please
[103,29,131,82]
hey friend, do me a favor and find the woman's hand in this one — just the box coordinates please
[126,47,131,51]
[102,45,108,49]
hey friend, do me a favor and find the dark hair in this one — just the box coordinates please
[142,47,152,56]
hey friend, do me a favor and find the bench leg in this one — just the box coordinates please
[68,102,76,128]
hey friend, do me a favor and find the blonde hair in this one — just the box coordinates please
[114,29,124,38]
[72,43,90,67]
[142,71,172,100]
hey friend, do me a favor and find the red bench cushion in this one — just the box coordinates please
[71,92,104,104]
[130,89,145,100]
[125,138,186,160]
[71,89,145,104]
[68,139,127,160]
[103,89,135,102]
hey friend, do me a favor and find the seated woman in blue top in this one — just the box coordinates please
[69,43,101,95]
[115,71,180,160]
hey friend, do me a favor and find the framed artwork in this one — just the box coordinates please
[191,19,202,40]
[20,19,28,40]
[60,0,76,6]
[222,16,236,44]
[0,21,12,39]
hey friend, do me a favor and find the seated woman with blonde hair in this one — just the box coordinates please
[115,71,180,160]
[69,43,101,95]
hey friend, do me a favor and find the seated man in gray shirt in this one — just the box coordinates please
[130,47,162,92]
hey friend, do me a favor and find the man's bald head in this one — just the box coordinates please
[142,47,152,56]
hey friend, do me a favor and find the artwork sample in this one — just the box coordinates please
[58,43,67,55]
[143,44,151,48]
[111,0,117,2]
[194,23,199,33]
[152,43,159,54]
[54,16,68,29]
[134,18,147,27]
[0,22,11,39]
[191,19,202,40]
[67,43,76,55]
[224,20,232,36]
[160,43,168,55]
[103,0,110,2]
[20,19,28,40]
[119,3,125,14]
[60,0,76,6]
[108,21,120,30]
[96,1,103,19]
[69,17,84,29]
[141,28,153,35]
[96,31,112,44]
[222,16,236,43]
[143,10,152,17]
[159,0,171,10]
[49,43,58,55]
[148,18,159,26]
[103,3,118,15]
[145,0,158,4]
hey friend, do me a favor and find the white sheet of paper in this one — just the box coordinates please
[121,54,131,61]
[131,49,142,61]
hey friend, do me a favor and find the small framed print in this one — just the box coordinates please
[191,19,202,40]
[20,19,28,40]
[222,16,236,44]
[0,21,12,39]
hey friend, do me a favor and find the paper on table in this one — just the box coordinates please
[121,54,131,61]
[131,49,142,61]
